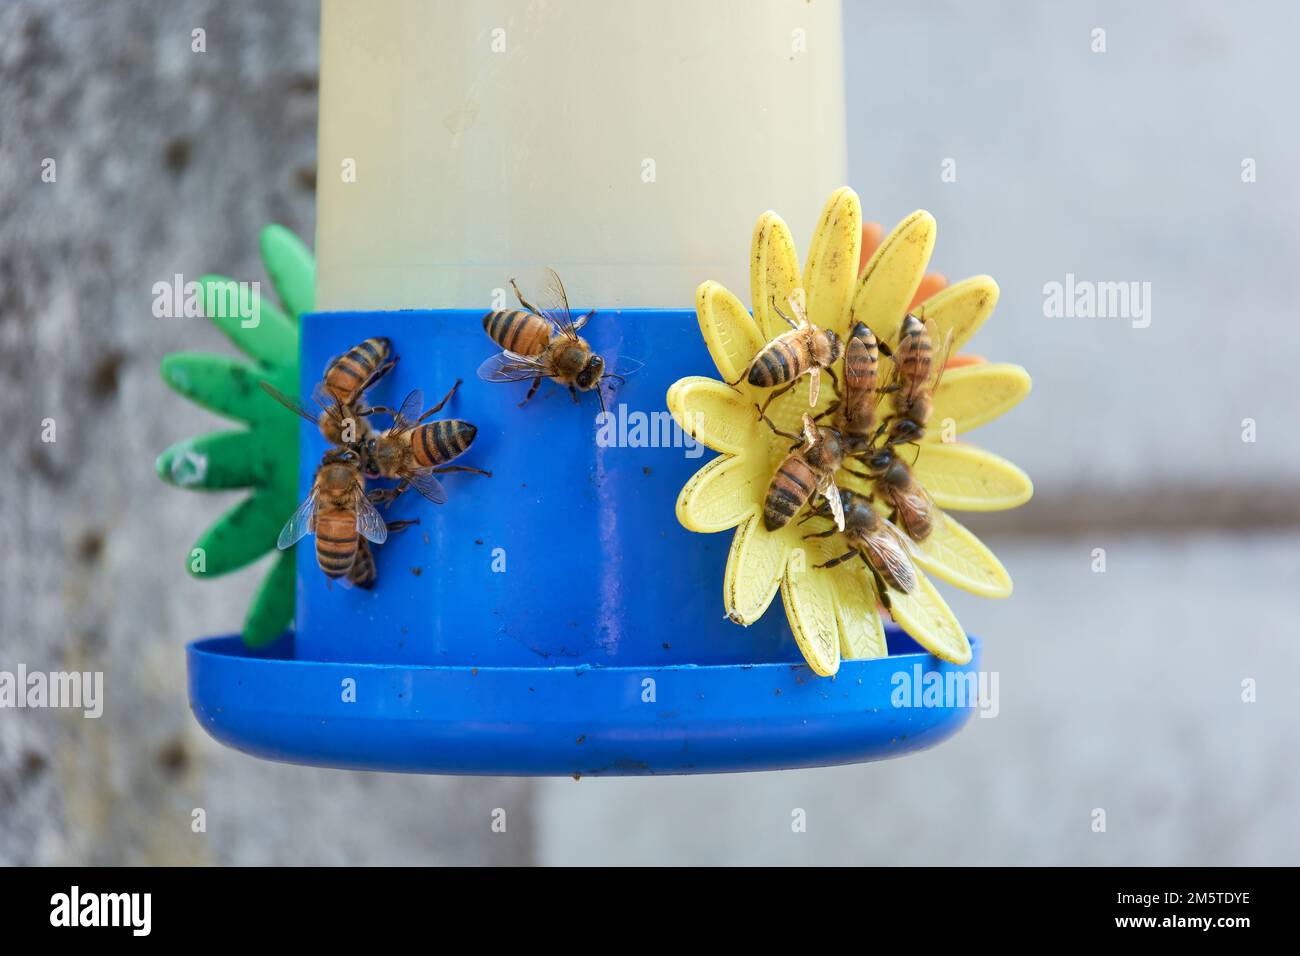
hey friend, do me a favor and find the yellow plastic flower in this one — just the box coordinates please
[667,187,1032,675]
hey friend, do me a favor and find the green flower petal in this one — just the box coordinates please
[243,550,295,647]
[156,430,272,490]
[160,352,280,424]
[199,274,298,367]
[190,491,288,578]
[260,224,315,321]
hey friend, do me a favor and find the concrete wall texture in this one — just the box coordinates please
[0,0,1295,865]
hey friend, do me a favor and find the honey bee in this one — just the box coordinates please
[362,382,492,506]
[760,411,846,532]
[802,488,917,610]
[821,320,889,455]
[310,337,396,445]
[479,269,613,411]
[855,445,936,542]
[733,294,842,412]
[278,447,387,579]
[879,313,951,447]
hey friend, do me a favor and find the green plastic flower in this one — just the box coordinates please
[156,225,314,646]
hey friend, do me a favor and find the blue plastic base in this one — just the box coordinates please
[188,629,981,776]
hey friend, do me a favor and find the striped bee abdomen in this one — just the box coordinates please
[347,538,377,589]
[314,512,359,578]
[747,332,810,388]
[894,316,931,389]
[763,454,816,531]
[324,337,392,402]
[411,420,478,468]
[844,324,880,394]
[483,310,551,356]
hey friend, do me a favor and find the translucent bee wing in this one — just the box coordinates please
[865,521,918,595]
[824,478,846,531]
[537,267,579,339]
[926,323,955,396]
[477,350,549,384]
[310,379,336,408]
[261,381,321,426]
[595,355,645,407]
[610,355,644,379]
[405,469,449,506]
[277,491,319,549]
[393,389,425,429]
[353,489,389,544]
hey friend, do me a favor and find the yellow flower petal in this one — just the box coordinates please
[750,212,802,341]
[696,281,764,384]
[666,376,760,456]
[912,443,1034,512]
[828,561,888,660]
[848,210,936,348]
[928,363,1032,439]
[920,274,999,354]
[724,513,789,625]
[676,454,760,534]
[911,511,1012,599]
[801,186,861,336]
[781,549,841,676]
[888,570,971,665]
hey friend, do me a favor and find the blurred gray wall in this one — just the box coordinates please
[531,0,1300,866]
[0,0,533,866]
[2,0,1297,866]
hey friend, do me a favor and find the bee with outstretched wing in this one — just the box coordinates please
[362,382,492,507]
[278,447,388,580]
[480,268,611,410]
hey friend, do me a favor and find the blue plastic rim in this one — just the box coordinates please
[185,307,986,775]
[188,630,981,776]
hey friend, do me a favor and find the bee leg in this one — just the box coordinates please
[770,297,799,329]
[725,365,752,388]
[824,364,840,396]
[866,562,893,612]
[430,465,493,478]
[360,359,398,393]
[876,339,894,359]
[814,401,840,424]
[420,379,464,419]
[367,482,409,507]
[802,527,838,540]
[569,384,580,404]
[758,411,802,444]
[385,518,420,534]
[814,550,858,570]
[518,375,543,407]
[757,379,798,416]
[511,278,544,316]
